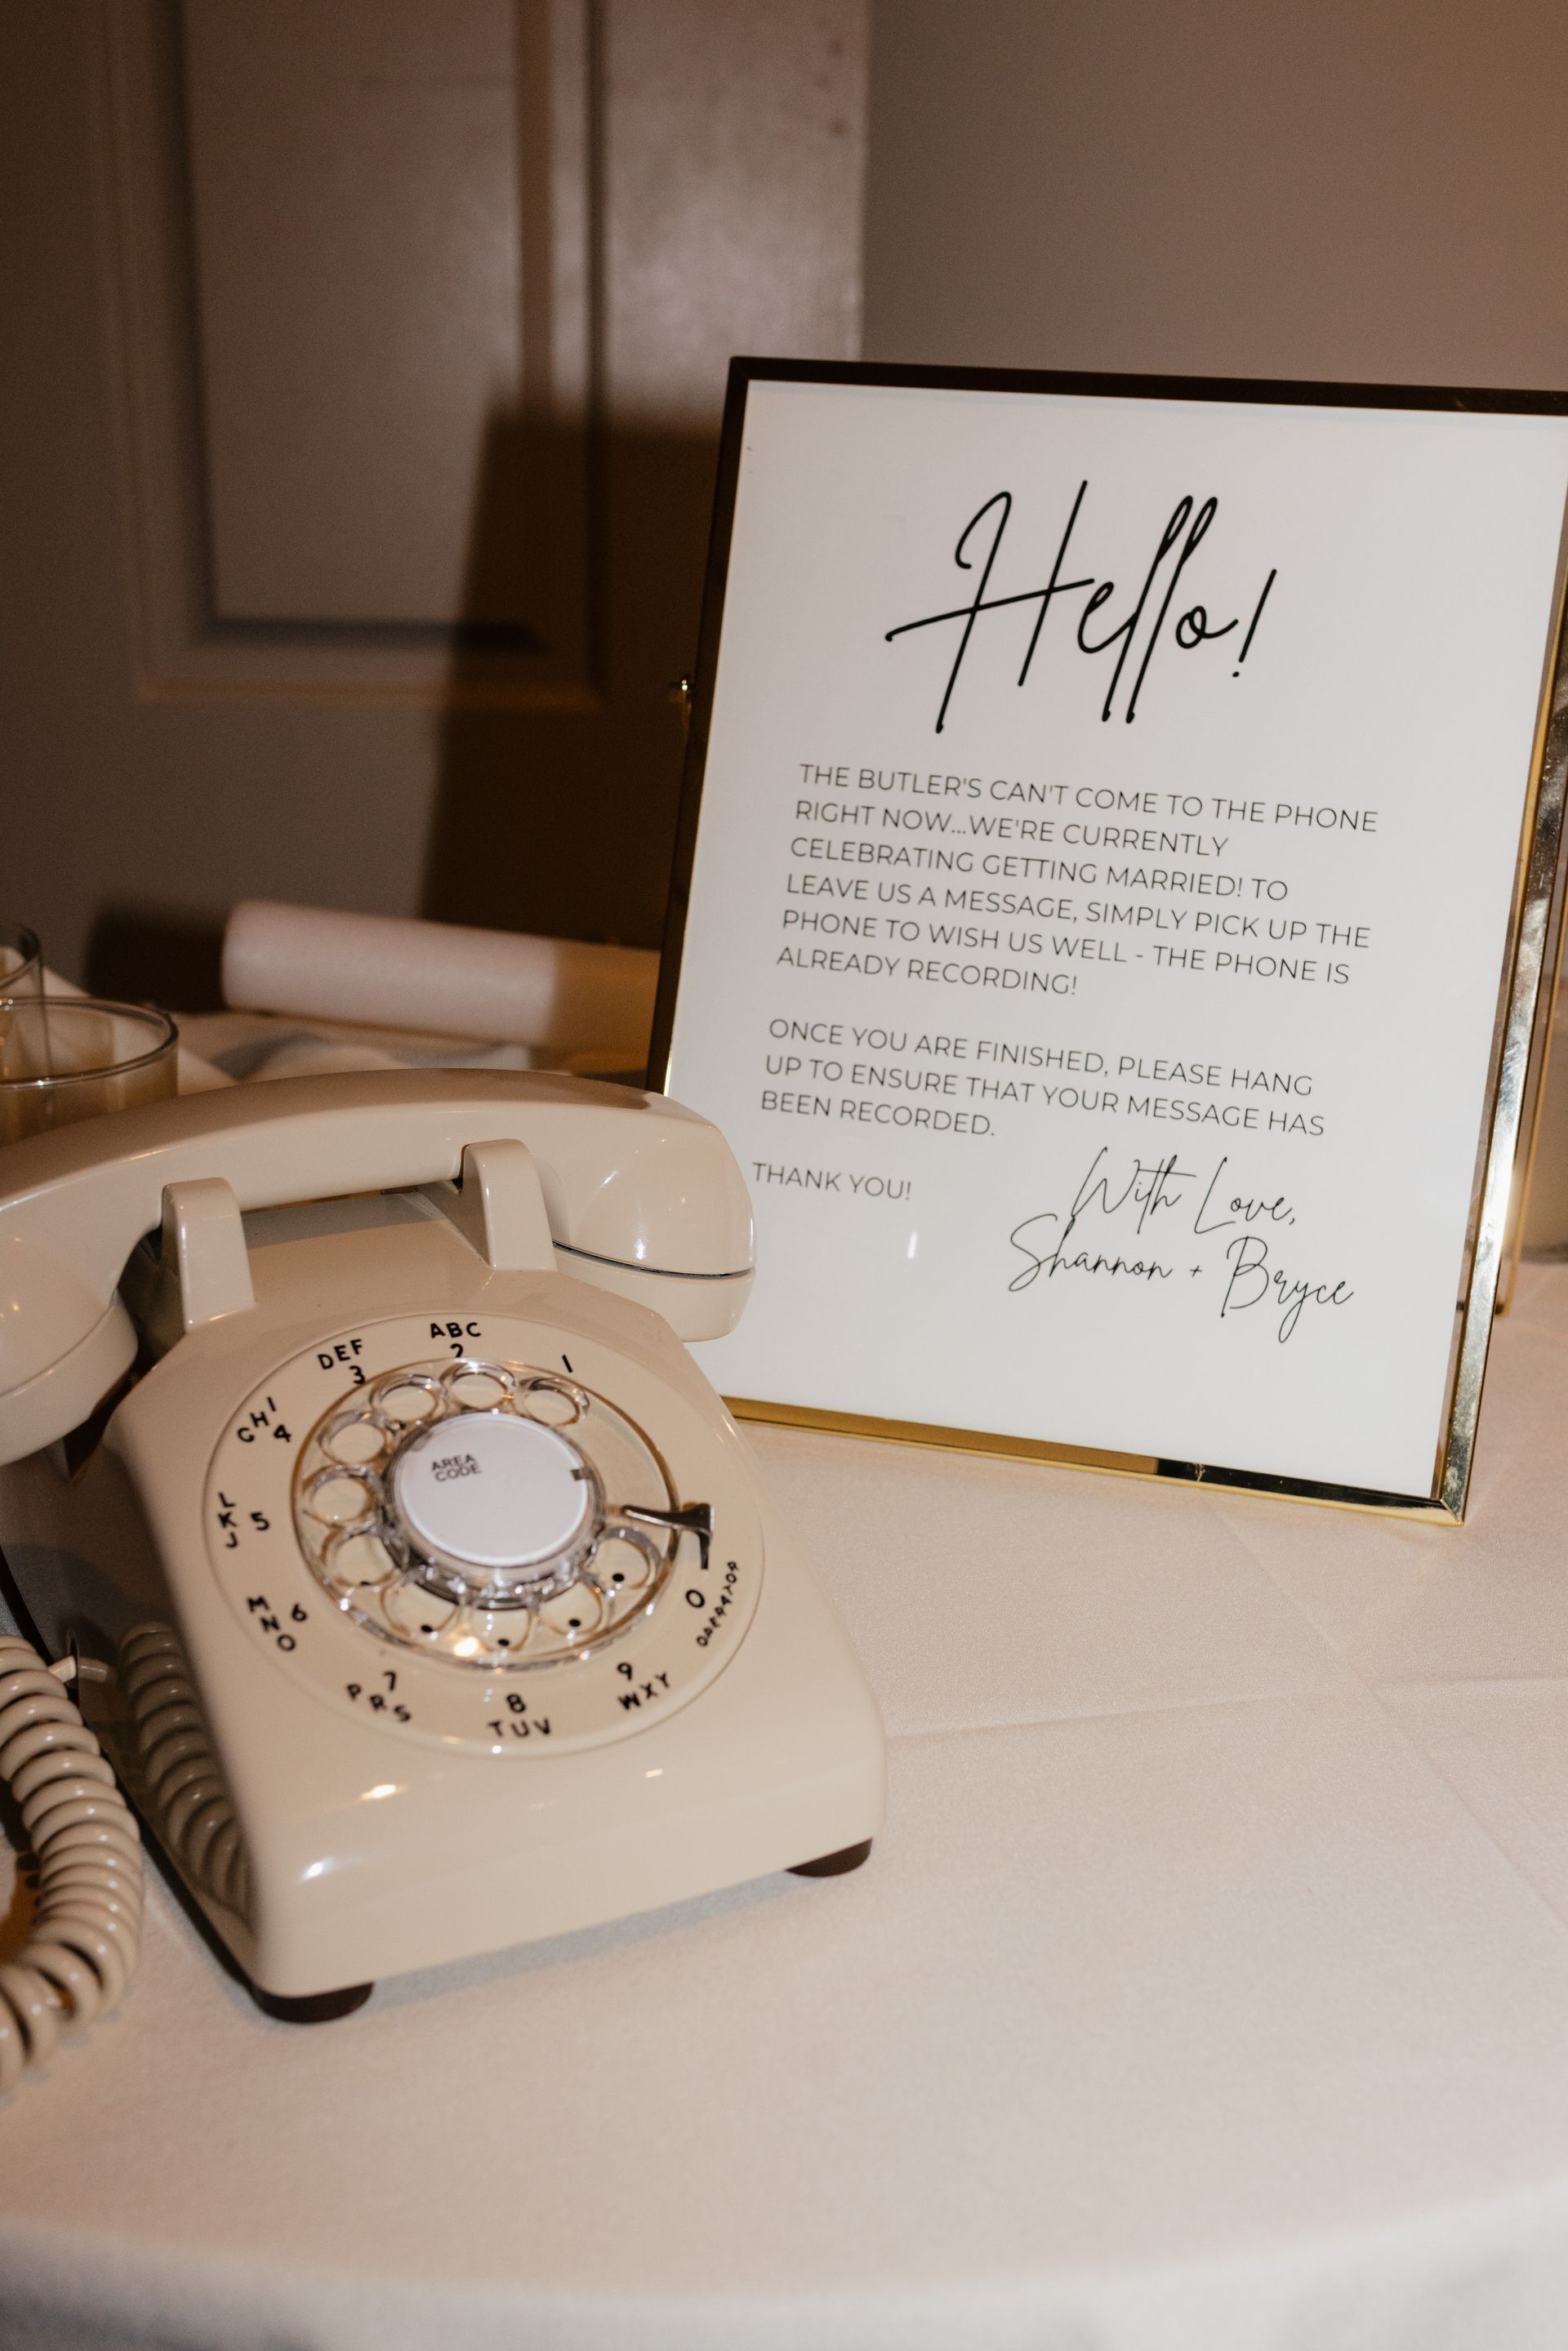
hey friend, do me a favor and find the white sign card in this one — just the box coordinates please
[653,364,1568,1515]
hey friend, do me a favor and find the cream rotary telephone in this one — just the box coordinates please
[0,1071,884,2074]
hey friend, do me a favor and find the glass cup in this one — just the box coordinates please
[0,925,42,1004]
[0,998,179,1145]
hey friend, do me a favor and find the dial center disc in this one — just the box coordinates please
[392,1412,591,1574]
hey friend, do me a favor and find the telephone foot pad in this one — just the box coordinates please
[787,1839,873,1879]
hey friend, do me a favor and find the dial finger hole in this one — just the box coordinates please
[591,1525,662,1596]
[517,1377,590,1428]
[324,1529,399,1595]
[377,1378,442,1426]
[535,1580,609,1643]
[466,1607,536,1660]
[320,1416,389,1467]
[305,1467,380,1526]
[381,1581,458,1641]
[444,1367,510,1411]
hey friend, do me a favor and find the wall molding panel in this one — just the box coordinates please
[94,0,599,709]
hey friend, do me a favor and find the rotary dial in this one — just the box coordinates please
[203,1310,762,1754]
[292,1356,697,1672]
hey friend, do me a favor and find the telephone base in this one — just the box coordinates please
[788,1838,874,1879]
[251,1982,375,2026]
[0,1073,887,1999]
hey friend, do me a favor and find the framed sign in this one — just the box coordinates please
[649,361,1568,1517]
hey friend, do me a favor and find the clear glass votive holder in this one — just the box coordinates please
[0,998,179,1145]
[0,925,42,1004]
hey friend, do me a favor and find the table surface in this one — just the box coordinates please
[7,1267,1568,2351]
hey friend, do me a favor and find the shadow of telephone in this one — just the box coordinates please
[0,1070,883,2077]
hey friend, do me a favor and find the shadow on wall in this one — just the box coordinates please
[84,405,722,1012]
[421,407,718,952]
[86,903,225,1011]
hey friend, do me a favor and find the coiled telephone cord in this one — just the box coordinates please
[118,1622,249,1914]
[0,1634,143,2093]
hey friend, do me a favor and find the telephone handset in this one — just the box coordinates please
[0,1071,883,2069]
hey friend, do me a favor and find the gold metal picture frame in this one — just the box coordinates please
[649,360,1568,1520]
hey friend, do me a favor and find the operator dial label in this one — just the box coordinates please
[202,1310,763,1755]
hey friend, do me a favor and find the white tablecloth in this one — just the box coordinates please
[7,1267,1568,2351]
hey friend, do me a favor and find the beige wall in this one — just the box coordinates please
[865,0,1568,389]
